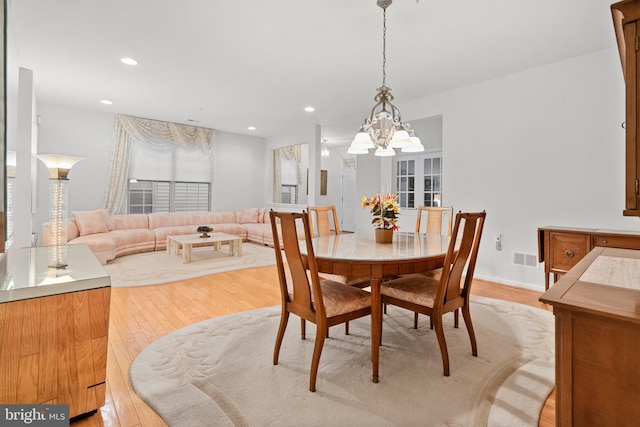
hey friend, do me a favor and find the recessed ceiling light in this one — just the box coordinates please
[100,99,113,105]
[247,126,256,131]
[121,57,138,66]
[304,106,315,112]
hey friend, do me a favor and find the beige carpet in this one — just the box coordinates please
[130,296,554,426]
[104,243,277,287]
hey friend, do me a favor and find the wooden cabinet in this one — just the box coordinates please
[612,0,640,215]
[540,247,640,425]
[538,226,640,289]
[0,245,111,420]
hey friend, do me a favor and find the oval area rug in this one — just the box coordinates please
[130,295,554,427]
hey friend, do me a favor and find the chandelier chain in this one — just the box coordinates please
[382,8,386,86]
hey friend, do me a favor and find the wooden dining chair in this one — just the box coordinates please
[307,205,340,238]
[415,205,454,236]
[307,205,370,288]
[269,210,372,392]
[399,205,454,328]
[380,211,486,376]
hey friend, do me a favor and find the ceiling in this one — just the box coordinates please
[10,0,619,144]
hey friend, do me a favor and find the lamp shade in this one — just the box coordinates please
[347,145,369,155]
[352,130,375,149]
[37,154,84,179]
[401,135,425,153]
[389,130,412,148]
[374,146,395,157]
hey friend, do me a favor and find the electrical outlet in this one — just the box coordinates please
[494,234,502,251]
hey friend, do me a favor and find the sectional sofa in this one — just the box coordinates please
[41,208,277,264]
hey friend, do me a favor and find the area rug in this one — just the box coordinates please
[130,296,554,426]
[104,243,277,287]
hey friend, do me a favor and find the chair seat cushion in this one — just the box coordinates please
[286,274,371,318]
[381,275,440,307]
[319,273,371,287]
[319,280,371,317]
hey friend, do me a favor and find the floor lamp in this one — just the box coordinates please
[37,154,83,269]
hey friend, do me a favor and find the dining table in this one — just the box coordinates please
[299,231,451,383]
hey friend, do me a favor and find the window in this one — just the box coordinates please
[127,141,212,213]
[395,152,443,208]
[128,180,209,214]
[423,157,442,207]
[281,185,297,204]
[396,159,415,209]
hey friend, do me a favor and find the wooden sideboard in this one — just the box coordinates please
[0,245,111,420]
[537,226,640,290]
[539,247,640,425]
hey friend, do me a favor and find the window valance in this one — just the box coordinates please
[103,115,215,213]
[116,115,214,153]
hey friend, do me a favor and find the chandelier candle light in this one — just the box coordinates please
[37,154,84,268]
[348,0,425,157]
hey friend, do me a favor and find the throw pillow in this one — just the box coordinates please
[73,209,110,236]
[102,209,115,231]
[239,207,260,224]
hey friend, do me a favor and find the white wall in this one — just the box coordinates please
[212,130,267,210]
[395,47,638,290]
[34,104,114,237]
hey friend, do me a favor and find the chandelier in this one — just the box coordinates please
[348,0,424,157]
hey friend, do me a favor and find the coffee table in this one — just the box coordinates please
[166,232,243,264]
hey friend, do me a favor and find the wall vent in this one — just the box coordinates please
[512,252,538,269]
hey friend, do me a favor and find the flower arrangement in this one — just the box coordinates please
[361,192,400,230]
[197,225,213,238]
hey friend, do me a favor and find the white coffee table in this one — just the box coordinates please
[166,232,243,264]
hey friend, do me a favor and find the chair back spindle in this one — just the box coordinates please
[308,205,340,238]
[438,211,486,305]
[415,206,454,236]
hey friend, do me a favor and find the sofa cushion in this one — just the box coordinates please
[239,207,260,224]
[109,228,156,247]
[148,212,213,229]
[207,223,248,239]
[73,209,111,236]
[153,225,204,250]
[71,233,117,253]
[207,211,238,224]
[112,214,149,230]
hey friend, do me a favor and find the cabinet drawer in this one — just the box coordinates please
[549,233,591,272]
[593,235,640,250]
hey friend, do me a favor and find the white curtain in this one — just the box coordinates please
[103,115,215,214]
[273,145,302,203]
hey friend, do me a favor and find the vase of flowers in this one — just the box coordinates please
[361,192,400,243]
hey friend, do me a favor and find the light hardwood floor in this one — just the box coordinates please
[72,265,555,427]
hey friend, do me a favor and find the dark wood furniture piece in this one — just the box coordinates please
[0,244,111,420]
[537,226,640,289]
[381,211,486,376]
[299,231,450,383]
[270,211,372,392]
[540,247,640,425]
[612,0,640,216]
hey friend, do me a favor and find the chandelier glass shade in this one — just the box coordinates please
[349,0,424,157]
